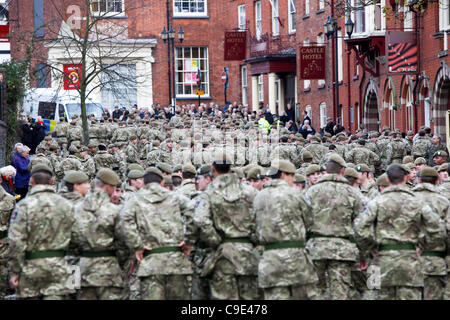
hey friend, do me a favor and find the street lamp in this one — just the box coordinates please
[345,17,355,39]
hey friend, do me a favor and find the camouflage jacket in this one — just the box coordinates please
[67,125,82,142]
[256,144,271,167]
[178,179,197,199]
[438,180,450,202]
[117,183,193,277]
[345,146,380,170]
[253,179,317,288]
[413,183,449,276]
[386,138,408,164]
[8,185,75,298]
[193,173,259,276]
[58,190,84,206]
[354,185,445,287]
[94,151,117,171]
[412,136,432,158]
[126,144,139,164]
[304,174,363,262]
[111,127,130,143]
[365,140,379,155]
[271,143,296,164]
[53,122,68,138]
[73,189,124,288]
[55,156,83,180]
[80,156,96,179]
[0,186,14,259]
[301,142,328,164]
[29,154,53,173]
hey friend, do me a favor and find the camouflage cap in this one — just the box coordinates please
[418,167,438,178]
[294,173,306,183]
[59,117,65,121]
[31,163,53,176]
[402,155,414,164]
[172,173,182,180]
[63,170,89,184]
[387,163,411,174]
[152,140,161,147]
[156,162,173,174]
[324,132,332,138]
[197,164,212,176]
[231,167,244,179]
[355,164,371,173]
[376,173,389,187]
[182,163,196,175]
[338,135,348,141]
[145,167,164,179]
[382,126,390,132]
[302,151,313,160]
[128,170,145,179]
[344,167,359,179]
[247,166,265,180]
[305,164,321,176]
[346,162,356,169]
[96,168,120,186]
[433,150,448,158]
[438,163,449,172]
[414,157,427,165]
[328,154,347,168]
[128,163,144,172]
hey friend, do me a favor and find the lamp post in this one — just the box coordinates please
[160,1,185,108]
[324,15,354,125]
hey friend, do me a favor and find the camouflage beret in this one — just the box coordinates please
[247,166,265,180]
[69,145,79,153]
[96,168,120,186]
[414,157,427,165]
[145,167,164,180]
[376,173,389,187]
[272,159,296,174]
[197,165,212,176]
[418,167,439,178]
[231,167,244,179]
[63,170,89,184]
[182,163,196,175]
[438,163,449,172]
[128,170,145,179]
[402,156,414,164]
[305,164,321,176]
[31,163,53,176]
[344,167,359,180]
[405,162,416,170]
[129,135,138,141]
[387,163,410,174]
[433,150,448,158]
[294,173,306,183]
[44,136,52,141]
[156,162,173,174]
[128,163,144,172]
[328,154,347,168]
[355,164,371,173]
[302,151,313,160]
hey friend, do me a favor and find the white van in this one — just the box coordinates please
[22,88,105,133]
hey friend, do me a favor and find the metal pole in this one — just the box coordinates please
[172,38,177,107]
[166,0,172,107]
[334,27,340,125]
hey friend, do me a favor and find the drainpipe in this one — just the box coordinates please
[347,45,351,131]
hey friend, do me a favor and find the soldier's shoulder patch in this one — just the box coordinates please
[10,209,19,222]
[194,199,201,209]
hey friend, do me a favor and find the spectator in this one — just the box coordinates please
[324,117,336,136]
[21,118,33,153]
[0,165,17,196]
[280,111,289,125]
[301,110,311,126]
[263,107,274,125]
[286,120,298,133]
[285,103,295,122]
[31,116,46,154]
[13,145,31,200]
[11,143,23,164]
[119,107,129,122]
[112,106,122,119]
[298,119,316,138]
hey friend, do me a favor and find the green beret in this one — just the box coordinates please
[247,166,264,180]
[405,162,416,170]
[382,126,390,132]
[438,163,449,172]
[433,150,448,158]
[414,157,427,165]
[96,168,120,186]
[197,165,212,176]
[64,170,89,184]
[344,168,359,179]
[305,164,321,176]
[294,173,306,183]
[328,154,347,168]
[418,167,438,178]
[173,164,182,172]
[271,159,296,174]
[231,167,244,179]
[356,164,371,173]
[128,170,145,179]
[387,163,410,174]
[128,163,144,172]
[129,135,137,141]
[302,151,313,160]
[182,163,196,175]
[376,173,389,187]
[156,162,173,174]
[163,175,173,185]
[31,163,53,176]
[145,167,164,180]
[402,156,414,164]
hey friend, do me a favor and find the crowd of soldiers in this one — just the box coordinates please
[1,108,450,300]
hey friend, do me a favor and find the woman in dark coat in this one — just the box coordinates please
[21,119,34,152]
[31,116,46,154]
[12,146,31,200]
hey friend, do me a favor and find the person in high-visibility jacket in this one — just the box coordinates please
[258,115,271,134]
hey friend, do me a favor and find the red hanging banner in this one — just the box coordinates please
[299,46,326,80]
[63,64,82,90]
[224,31,247,61]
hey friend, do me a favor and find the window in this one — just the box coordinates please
[275,75,281,107]
[350,106,354,124]
[319,102,327,128]
[403,6,413,31]
[173,0,207,16]
[389,90,396,130]
[289,0,296,33]
[305,105,312,120]
[303,38,310,89]
[405,85,414,131]
[58,104,66,119]
[440,0,450,31]
[337,30,343,82]
[317,34,325,86]
[241,65,248,106]
[38,102,56,120]
[101,64,137,108]
[319,0,325,10]
[34,0,44,38]
[175,47,209,97]
[271,0,279,36]
[424,97,431,127]
[305,0,310,16]
[353,0,366,34]
[91,0,125,15]
[255,1,262,40]
[258,74,264,103]
[238,5,246,31]
[35,63,46,88]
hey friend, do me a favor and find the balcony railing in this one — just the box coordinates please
[249,33,296,58]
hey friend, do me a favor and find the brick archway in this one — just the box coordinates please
[363,79,380,132]
[432,62,450,143]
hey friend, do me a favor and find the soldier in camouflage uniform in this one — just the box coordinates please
[304,154,364,300]
[412,130,432,160]
[354,163,445,300]
[424,135,449,166]
[126,136,140,164]
[58,171,90,205]
[345,140,380,172]
[72,169,125,300]
[412,167,449,300]
[8,164,76,299]
[112,122,130,149]
[67,119,83,149]
[177,164,197,199]
[301,136,328,164]
[0,178,15,298]
[80,147,97,182]
[54,117,68,156]
[193,153,261,300]
[254,160,319,299]
[29,147,53,174]
[55,146,83,182]
[385,132,408,165]
[118,167,193,300]
[377,132,391,171]
[94,144,116,172]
